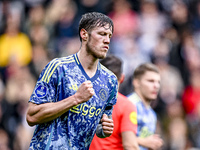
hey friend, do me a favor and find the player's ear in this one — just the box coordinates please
[80,29,88,41]
[119,74,125,84]
[133,79,139,88]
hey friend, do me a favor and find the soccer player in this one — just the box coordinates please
[127,63,163,150]
[26,12,118,149]
[90,55,139,150]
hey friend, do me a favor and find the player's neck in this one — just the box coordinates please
[77,51,98,78]
[135,92,151,108]
[141,98,151,108]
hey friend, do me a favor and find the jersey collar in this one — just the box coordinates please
[74,53,100,81]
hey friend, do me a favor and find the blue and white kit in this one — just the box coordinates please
[28,53,118,150]
[128,93,157,150]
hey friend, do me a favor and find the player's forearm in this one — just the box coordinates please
[122,131,139,150]
[26,95,78,126]
[137,137,149,148]
[123,145,139,150]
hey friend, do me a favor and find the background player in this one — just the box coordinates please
[90,55,139,150]
[127,63,163,150]
[26,12,118,149]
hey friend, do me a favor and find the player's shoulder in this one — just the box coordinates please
[118,93,129,101]
[118,93,137,108]
[39,55,76,82]
[46,55,76,68]
[50,55,75,63]
[100,63,112,73]
[127,92,141,104]
[127,93,144,111]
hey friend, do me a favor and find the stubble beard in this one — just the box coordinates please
[86,41,107,59]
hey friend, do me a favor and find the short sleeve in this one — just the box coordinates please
[121,101,137,134]
[29,59,59,104]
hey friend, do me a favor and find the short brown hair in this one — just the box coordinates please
[79,12,114,41]
[133,63,159,79]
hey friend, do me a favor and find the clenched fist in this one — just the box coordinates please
[74,80,95,104]
[101,114,114,137]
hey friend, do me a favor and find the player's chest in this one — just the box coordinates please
[137,110,156,133]
[59,73,109,97]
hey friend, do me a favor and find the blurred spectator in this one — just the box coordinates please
[0,4,32,68]
[164,27,180,50]
[24,4,46,36]
[170,0,191,37]
[157,0,175,14]
[137,0,169,57]
[161,99,192,150]
[44,0,78,56]
[182,70,200,116]
[151,36,184,107]
[45,0,71,27]
[110,35,149,95]
[29,24,49,46]
[5,65,36,105]
[190,0,200,32]
[60,37,81,57]
[75,0,109,17]
[13,124,33,150]
[0,2,4,34]
[182,34,200,73]
[24,0,48,11]
[0,128,10,150]
[54,0,77,39]
[28,44,50,78]
[182,70,200,148]
[175,32,200,86]
[108,0,139,38]
[54,0,78,56]
[111,36,149,79]
[1,65,35,149]
[168,118,188,150]
[25,4,45,27]
[0,76,5,124]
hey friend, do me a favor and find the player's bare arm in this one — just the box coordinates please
[137,134,163,150]
[26,80,94,126]
[122,131,139,150]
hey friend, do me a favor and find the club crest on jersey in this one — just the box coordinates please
[35,84,47,98]
[99,88,107,101]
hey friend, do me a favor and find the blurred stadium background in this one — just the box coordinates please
[1,0,200,149]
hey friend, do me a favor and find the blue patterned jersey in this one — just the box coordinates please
[28,53,118,150]
[127,93,157,150]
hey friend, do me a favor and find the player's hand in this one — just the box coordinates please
[146,134,163,150]
[74,80,95,104]
[101,114,114,137]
